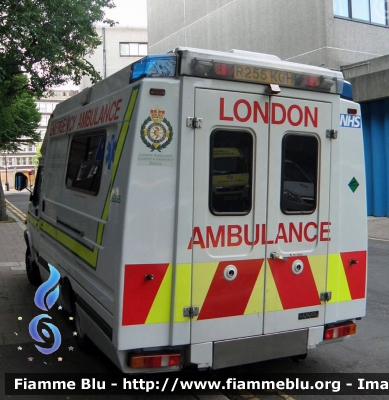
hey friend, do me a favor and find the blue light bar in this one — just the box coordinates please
[130,54,177,82]
[341,80,353,100]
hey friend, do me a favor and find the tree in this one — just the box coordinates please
[32,143,42,168]
[0,0,116,98]
[0,75,41,152]
[0,75,40,220]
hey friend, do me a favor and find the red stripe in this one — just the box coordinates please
[269,256,321,309]
[122,263,169,326]
[341,251,367,300]
[198,259,264,320]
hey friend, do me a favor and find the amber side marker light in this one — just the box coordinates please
[129,353,181,369]
[324,322,356,340]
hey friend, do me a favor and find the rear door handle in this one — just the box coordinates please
[270,252,288,261]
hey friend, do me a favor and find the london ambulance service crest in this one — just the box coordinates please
[140,107,173,152]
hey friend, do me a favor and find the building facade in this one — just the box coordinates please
[147,0,389,68]
[79,27,148,89]
[147,0,389,216]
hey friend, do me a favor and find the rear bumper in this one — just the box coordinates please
[213,329,308,369]
[188,326,324,370]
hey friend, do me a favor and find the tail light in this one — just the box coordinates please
[129,353,181,369]
[324,322,356,340]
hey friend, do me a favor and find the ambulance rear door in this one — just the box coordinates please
[191,87,333,343]
[190,88,269,344]
[264,96,332,334]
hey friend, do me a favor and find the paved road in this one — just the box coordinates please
[4,190,30,215]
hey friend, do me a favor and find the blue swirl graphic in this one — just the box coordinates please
[29,314,62,355]
[34,264,60,311]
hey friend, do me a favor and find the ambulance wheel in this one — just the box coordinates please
[291,353,308,363]
[72,300,93,352]
[25,248,42,287]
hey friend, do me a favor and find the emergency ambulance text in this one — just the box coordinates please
[188,222,331,249]
[49,99,123,136]
[220,98,318,127]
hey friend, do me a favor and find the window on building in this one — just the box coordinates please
[281,134,318,214]
[41,115,51,126]
[334,0,388,25]
[334,0,350,17]
[16,157,21,166]
[209,130,253,215]
[65,131,106,196]
[119,42,148,57]
[8,158,13,166]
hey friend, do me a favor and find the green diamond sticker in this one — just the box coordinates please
[348,177,360,193]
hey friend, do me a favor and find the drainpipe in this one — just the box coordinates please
[102,27,107,79]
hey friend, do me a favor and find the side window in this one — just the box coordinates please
[281,134,318,214]
[65,131,106,196]
[210,130,253,215]
[32,166,44,207]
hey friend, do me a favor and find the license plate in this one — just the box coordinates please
[234,65,295,86]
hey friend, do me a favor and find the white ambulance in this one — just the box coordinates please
[17,47,367,373]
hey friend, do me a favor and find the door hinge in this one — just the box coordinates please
[183,306,199,318]
[186,117,203,129]
[320,292,332,302]
[326,129,338,139]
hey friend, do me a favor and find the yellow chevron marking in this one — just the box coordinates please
[192,262,219,321]
[308,254,327,296]
[265,260,283,312]
[327,253,351,303]
[244,263,265,315]
[174,263,191,323]
[146,264,173,324]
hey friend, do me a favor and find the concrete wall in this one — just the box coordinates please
[324,17,389,69]
[148,0,327,64]
[342,55,389,102]
[147,0,389,69]
[80,27,148,89]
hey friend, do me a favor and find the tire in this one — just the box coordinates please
[25,248,42,286]
[291,353,308,363]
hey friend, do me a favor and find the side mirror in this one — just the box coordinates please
[14,172,28,191]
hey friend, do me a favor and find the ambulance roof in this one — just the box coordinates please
[53,47,344,119]
[176,47,343,81]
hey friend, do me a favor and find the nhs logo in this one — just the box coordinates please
[340,114,362,128]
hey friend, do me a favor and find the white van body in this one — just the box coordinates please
[24,47,367,373]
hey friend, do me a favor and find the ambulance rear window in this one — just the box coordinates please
[210,130,253,215]
[281,134,318,214]
[65,131,106,196]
